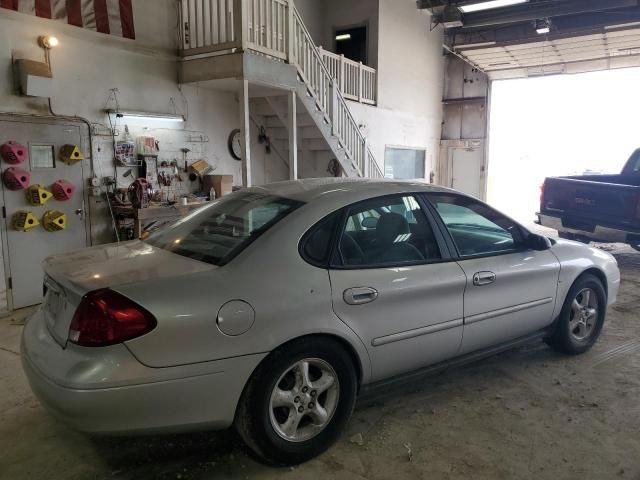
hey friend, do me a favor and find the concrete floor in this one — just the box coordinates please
[2,242,640,480]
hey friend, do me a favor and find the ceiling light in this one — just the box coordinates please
[459,0,529,14]
[335,34,351,41]
[38,35,59,49]
[535,18,551,34]
[106,109,185,123]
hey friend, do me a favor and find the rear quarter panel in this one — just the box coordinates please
[117,202,373,384]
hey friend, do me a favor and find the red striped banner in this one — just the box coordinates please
[0,0,135,39]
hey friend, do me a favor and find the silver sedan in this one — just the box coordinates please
[21,179,620,465]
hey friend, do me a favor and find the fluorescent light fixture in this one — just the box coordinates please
[335,33,351,41]
[605,21,640,30]
[459,0,529,13]
[457,41,497,49]
[106,109,184,122]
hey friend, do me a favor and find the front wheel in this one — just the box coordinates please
[546,274,607,354]
[235,337,358,465]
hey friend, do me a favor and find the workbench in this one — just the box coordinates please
[113,203,206,239]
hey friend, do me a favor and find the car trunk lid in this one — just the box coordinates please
[42,240,216,347]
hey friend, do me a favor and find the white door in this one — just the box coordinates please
[1,118,89,309]
[451,148,483,198]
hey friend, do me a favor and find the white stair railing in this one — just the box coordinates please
[318,48,377,105]
[179,0,384,178]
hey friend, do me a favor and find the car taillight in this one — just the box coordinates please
[69,289,157,347]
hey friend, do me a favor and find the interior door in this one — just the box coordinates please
[1,118,89,309]
[451,148,483,199]
[427,193,560,355]
[328,194,466,382]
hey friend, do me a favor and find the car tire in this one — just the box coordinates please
[546,274,607,355]
[235,337,358,466]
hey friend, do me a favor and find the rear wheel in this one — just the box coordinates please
[546,274,606,354]
[235,337,357,465]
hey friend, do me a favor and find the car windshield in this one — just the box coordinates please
[145,191,304,266]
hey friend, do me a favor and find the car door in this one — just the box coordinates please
[425,193,561,355]
[327,194,467,382]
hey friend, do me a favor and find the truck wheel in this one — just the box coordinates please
[546,274,607,355]
[235,337,358,466]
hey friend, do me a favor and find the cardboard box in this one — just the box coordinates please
[203,174,233,198]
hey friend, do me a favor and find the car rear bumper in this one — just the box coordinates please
[21,309,266,435]
[537,213,637,244]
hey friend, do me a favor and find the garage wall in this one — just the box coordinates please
[438,56,489,198]
[341,0,444,179]
[321,0,379,68]
[0,4,245,242]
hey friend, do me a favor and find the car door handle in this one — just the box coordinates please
[473,271,496,286]
[343,287,378,305]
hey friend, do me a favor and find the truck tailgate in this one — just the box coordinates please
[543,177,640,229]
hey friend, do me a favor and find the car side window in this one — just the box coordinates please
[428,194,524,257]
[336,195,441,268]
[300,212,340,267]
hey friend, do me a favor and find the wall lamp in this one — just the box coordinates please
[38,35,59,49]
[106,109,185,123]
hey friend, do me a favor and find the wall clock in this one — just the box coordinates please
[228,129,242,161]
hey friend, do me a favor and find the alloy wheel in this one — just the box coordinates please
[269,358,340,443]
[569,288,599,341]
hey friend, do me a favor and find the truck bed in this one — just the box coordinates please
[541,175,640,232]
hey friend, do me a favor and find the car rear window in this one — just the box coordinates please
[145,191,304,266]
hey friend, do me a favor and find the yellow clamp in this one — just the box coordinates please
[43,210,67,232]
[12,211,40,232]
[59,145,84,165]
[26,184,53,206]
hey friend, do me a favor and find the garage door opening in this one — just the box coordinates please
[487,67,640,225]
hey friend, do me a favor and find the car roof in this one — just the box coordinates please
[249,178,454,204]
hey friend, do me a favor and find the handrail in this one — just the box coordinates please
[178,0,384,178]
[290,6,383,178]
[318,48,377,105]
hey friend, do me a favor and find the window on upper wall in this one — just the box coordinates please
[384,147,426,179]
[335,26,368,65]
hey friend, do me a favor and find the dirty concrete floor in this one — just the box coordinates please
[2,240,640,480]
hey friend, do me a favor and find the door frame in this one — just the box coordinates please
[0,115,92,311]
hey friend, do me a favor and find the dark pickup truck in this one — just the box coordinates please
[537,148,640,251]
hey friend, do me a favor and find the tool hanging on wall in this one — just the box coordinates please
[59,145,84,165]
[128,178,151,209]
[51,180,76,201]
[42,210,67,232]
[26,184,53,206]
[1,141,28,165]
[12,211,40,231]
[2,167,31,190]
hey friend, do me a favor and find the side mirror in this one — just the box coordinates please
[528,233,552,251]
